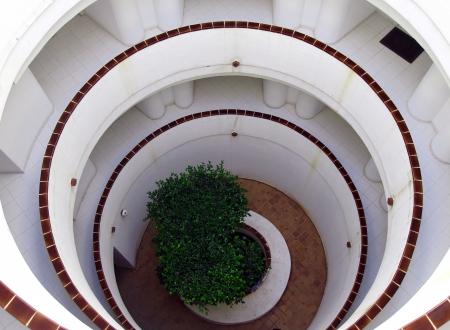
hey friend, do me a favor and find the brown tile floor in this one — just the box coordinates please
[115,179,327,330]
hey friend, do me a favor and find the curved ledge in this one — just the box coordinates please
[399,298,450,329]
[93,110,366,329]
[0,281,68,330]
[186,212,288,325]
[37,22,422,330]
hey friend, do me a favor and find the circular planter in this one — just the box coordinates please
[237,225,271,294]
[186,211,290,325]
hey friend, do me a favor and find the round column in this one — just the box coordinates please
[364,157,382,183]
[408,63,450,122]
[431,122,450,163]
[380,193,388,213]
[110,0,144,45]
[272,0,306,30]
[173,81,194,109]
[263,79,288,109]
[315,0,375,44]
[315,0,351,43]
[136,92,165,119]
[153,0,185,32]
[295,90,326,119]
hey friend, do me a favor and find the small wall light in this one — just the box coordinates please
[71,178,77,186]
[121,209,128,217]
[111,227,116,233]
[347,242,352,248]
[231,131,238,137]
[387,197,394,206]
[232,61,240,67]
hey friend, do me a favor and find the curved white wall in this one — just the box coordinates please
[1,0,448,327]
[41,28,413,327]
[101,115,361,329]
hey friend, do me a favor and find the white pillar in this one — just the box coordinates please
[432,97,450,132]
[263,79,289,109]
[153,0,184,31]
[173,81,194,109]
[110,0,145,45]
[380,193,388,213]
[136,92,166,119]
[315,0,376,44]
[272,0,306,30]
[295,91,326,119]
[431,122,450,164]
[0,68,53,173]
[408,64,450,122]
[364,157,382,183]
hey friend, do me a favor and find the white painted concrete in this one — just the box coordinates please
[376,248,450,329]
[262,79,288,109]
[408,64,450,122]
[272,0,306,30]
[136,92,166,119]
[173,80,194,109]
[0,2,447,328]
[380,193,388,213]
[186,211,290,324]
[153,0,184,32]
[74,158,96,220]
[0,68,52,173]
[364,157,382,183]
[315,0,376,44]
[42,28,413,329]
[432,97,450,133]
[295,90,326,119]
[87,0,144,46]
[0,204,90,329]
[135,0,158,31]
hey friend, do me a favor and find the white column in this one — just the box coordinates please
[153,0,184,31]
[272,0,306,30]
[432,97,450,131]
[364,157,382,183]
[0,68,53,173]
[295,90,326,119]
[315,0,376,44]
[136,92,166,119]
[408,63,450,122]
[430,96,450,163]
[380,193,388,212]
[431,121,450,163]
[173,81,194,109]
[110,0,144,45]
[263,79,289,109]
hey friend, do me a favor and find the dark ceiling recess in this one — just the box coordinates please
[380,27,424,63]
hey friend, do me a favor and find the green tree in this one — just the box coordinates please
[145,162,266,313]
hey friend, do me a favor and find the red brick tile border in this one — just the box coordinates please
[241,224,272,294]
[36,22,423,330]
[400,298,450,329]
[0,280,68,330]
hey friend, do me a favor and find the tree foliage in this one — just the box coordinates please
[145,162,266,313]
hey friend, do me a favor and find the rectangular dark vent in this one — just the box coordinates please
[380,27,424,63]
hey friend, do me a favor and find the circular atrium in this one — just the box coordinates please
[1,1,450,330]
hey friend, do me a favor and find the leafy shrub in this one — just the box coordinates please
[144,161,266,313]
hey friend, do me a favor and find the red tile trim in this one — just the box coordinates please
[0,281,68,330]
[400,298,450,329]
[37,22,422,330]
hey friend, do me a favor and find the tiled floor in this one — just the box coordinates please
[1,1,448,328]
[115,179,327,330]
